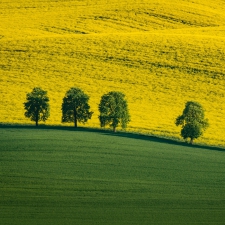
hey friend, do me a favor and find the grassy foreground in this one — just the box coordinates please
[0,126,225,225]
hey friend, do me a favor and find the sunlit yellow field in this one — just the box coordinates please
[1,0,225,146]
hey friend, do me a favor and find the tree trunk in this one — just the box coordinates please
[113,126,116,132]
[74,119,77,128]
[74,107,77,128]
[35,111,38,126]
[190,138,194,145]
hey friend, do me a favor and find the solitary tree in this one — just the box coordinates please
[98,91,130,132]
[62,87,93,127]
[175,101,209,144]
[24,87,50,126]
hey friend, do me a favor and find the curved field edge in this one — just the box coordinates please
[0,123,224,150]
[0,127,225,225]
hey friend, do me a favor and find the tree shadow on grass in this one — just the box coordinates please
[0,123,224,152]
[102,131,225,152]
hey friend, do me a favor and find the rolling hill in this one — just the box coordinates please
[0,0,225,146]
[0,126,225,224]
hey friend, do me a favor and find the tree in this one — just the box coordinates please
[175,101,209,144]
[24,87,50,126]
[98,91,130,132]
[61,87,93,127]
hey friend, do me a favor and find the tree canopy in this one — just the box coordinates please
[24,87,50,126]
[61,87,93,127]
[175,101,209,144]
[98,91,130,132]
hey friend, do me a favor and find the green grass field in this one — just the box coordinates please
[1,126,224,225]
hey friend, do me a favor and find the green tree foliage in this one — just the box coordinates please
[175,101,209,144]
[98,91,130,132]
[24,87,50,126]
[61,87,93,127]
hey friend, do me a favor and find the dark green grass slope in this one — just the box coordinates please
[0,127,225,225]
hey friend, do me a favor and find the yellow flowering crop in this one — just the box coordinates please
[0,0,225,146]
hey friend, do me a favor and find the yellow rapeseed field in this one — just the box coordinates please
[0,0,225,146]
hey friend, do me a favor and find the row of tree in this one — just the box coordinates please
[24,87,209,144]
[24,87,130,132]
